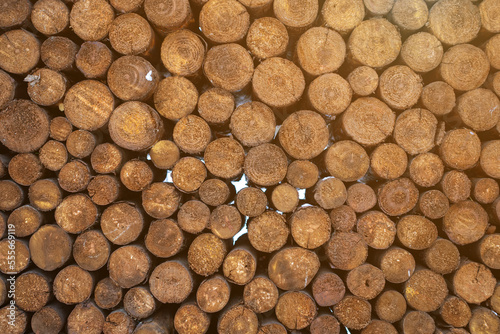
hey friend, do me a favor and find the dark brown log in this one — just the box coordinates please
[198,88,235,125]
[40,36,78,72]
[440,44,489,91]
[257,320,287,334]
[439,296,471,328]
[66,130,96,159]
[311,270,345,307]
[489,284,500,317]
[404,268,448,312]
[469,307,500,334]
[401,32,443,73]
[419,189,449,219]
[45,117,72,143]
[14,271,51,312]
[108,245,152,288]
[67,301,105,334]
[394,109,437,155]
[378,178,419,216]
[326,231,368,270]
[334,295,371,330]
[268,247,320,290]
[480,140,500,179]
[420,81,456,116]
[174,303,210,334]
[271,183,298,213]
[143,0,192,34]
[473,178,499,204]
[154,76,198,121]
[0,306,27,334]
[53,265,93,305]
[236,187,267,217]
[172,157,207,193]
[27,68,67,107]
[290,206,331,249]
[209,205,242,240]
[8,153,43,186]
[7,205,42,237]
[330,205,356,232]
[149,260,193,304]
[101,202,144,245]
[0,180,23,211]
[161,29,205,77]
[199,179,229,207]
[443,200,488,245]
[149,140,179,170]
[55,193,97,233]
[244,143,287,186]
[32,304,67,334]
[275,291,317,330]
[409,153,444,188]
[103,309,136,334]
[177,200,210,234]
[223,247,257,285]
[346,183,376,213]
[310,314,341,334]
[375,290,407,323]
[243,276,279,314]
[75,41,113,79]
[0,0,30,29]
[273,0,318,32]
[246,17,288,59]
[124,286,156,319]
[109,13,154,55]
[145,219,184,258]
[196,275,231,313]
[247,211,288,253]
[69,0,114,41]
[218,304,259,334]
[325,140,370,182]
[401,311,435,334]
[0,70,15,110]
[397,215,438,250]
[346,263,385,300]
[94,277,122,310]
[29,224,72,271]
[379,246,415,284]
[357,210,396,249]
[362,320,397,334]
[188,233,227,276]
[88,175,120,206]
[132,309,173,334]
[58,160,91,193]
[370,143,407,180]
[73,230,110,271]
[424,238,460,275]
[173,115,211,154]
[308,73,352,116]
[91,143,123,174]
[230,101,276,147]
[142,182,181,219]
[120,160,153,192]
[0,29,40,75]
[0,100,49,153]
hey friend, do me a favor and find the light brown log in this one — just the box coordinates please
[325,231,368,270]
[109,13,154,55]
[29,224,72,271]
[409,153,444,188]
[154,76,198,121]
[275,291,317,330]
[489,284,500,316]
[325,140,370,182]
[172,157,207,193]
[69,0,114,41]
[346,263,385,300]
[149,260,193,304]
[53,265,93,305]
[0,306,27,334]
[174,303,210,334]
[124,286,156,320]
[440,296,471,328]
[143,0,192,34]
[0,29,40,75]
[379,246,415,284]
[312,177,346,210]
[469,307,500,334]
[363,0,394,15]
[480,140,500,179]
[290,206,331,249]
[58,160,91,193]
[32,304,67,334]
[424,238,460,275]
[243,276,278,314]
[66,130,96,159]
[75,41,113,79]
[375,290,407,323]
[223,247,257,285]
[145,219,184,258]
[404,268,448,312]
[480,0,500,33]
[308,73,352,117]
[133,310,173,334]
[196,275,231,313]
[142,182,181,219]
[247,211,288,253]
[188,233,227,276]
[94,277,122,310]
[91,143,123,174]
[0,70,15,110]
[103,309,136,334]
[457,88,499,132]
[330,205,356,232]
[357,210,396,249]
[268,247,319,290]
[252,57,305,108]
[230,101,276,147]
[177,200,210,234]
[311,270,345,307]
[209,205,241,240]
[173,115,211,154]
[379,66,422,111]
[27,68,67,107]
[246,17,288,59]
[401,32,442,73]
[441,170,472,203]
[31,0,69,35]
[8,205,42,237]
[218,304,259,334]
[347,66,378,97]
[109,245,151,289]
[0,180,23,211]
[244,143,287,186]
[390,0,428,31]
[236,187,267,217]
[401,311,435,334]
[419,189,449,219]
[473,178,499,204]
[55,193,97,234]
[0,0,30,29]
[443,200,488,245]
[440,129,481,170]
[198,88,235,125]
[120,160,153,192]
[420,81,456,116]
[40,36,78,72]
[477,234,500,271]
[67,301,105,334]
[200,0,249,43]
[370,143,407,180]
[161,29,205,77]
[378,178,419,216]
[271,183,298,213]
[149,140,179,170]
[73,230,110,271]
[334,295,371,330]
[440,44,489,91]
[272,0,318,33]
[321,0,364,35]
[397,215,438,250]
[394,109,437,155]
[101,202,144,245]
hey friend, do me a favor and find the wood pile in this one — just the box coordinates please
[0,0,500,333]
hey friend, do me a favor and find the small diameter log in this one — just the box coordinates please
[443,200,488,245]
[404,268,448,312]
[91,143,123,174]
[229,101,276,147]
[275,291,317,330]
[310,314,340,334]
[133,310,173,334]
[363,321,398,334]
[0,180,23,211]
[149,260,193,304]
[0,0,30,29]
[453,262,496,305]
[457,88,499,132]
[32,304,67,334]
[109,13,154,55]
[480,0,500,33]
[348,18,401,68]
[88,175,120,205]
[357,210,396,249]
[321,0,364,35]
[330,205,356,232]
[64,80,114,131]
[198,88,235,125]
[409,153,444,188]
[390,0,428,31]
[268,247,319,290]
[66,130,96,159]
[174,303,210,334]
[197,275,231,313]
[401,32,442,73]
[149,140,180,170]
[154,76,198,121]
[379,247,415,284]
[247,17,288,59]
[258,321,287,334]
[107,56,159,101]
[0,70,15,109]
[73,230,110,271]
[8,153,43,186]
[188,233,227,276]
[308,73,352,117]
[290,206,331,249]
[95,277,123,310]
[218,304,258,334]
[67,301,105,334]
[473,178,499,204]
[375,290,407,323]
[104,309,136,334]
[346,183,376,213]
[41,36,78,72]
[31,0,69,35]
[441,170,472,203]
[469,307,500,334]
[236,187,267,217]
[200,0,249,43]
[177,200,210,234]
[55,193,97,234]
[120,160,153,192]
[58,160,91,193]
[252,57,305,108]
[347,66,378,97]
[325,140,369,182]
[247,211,289,253]
[440,44,489,91]
[440,129,481,170]
[27,68,66,107]
[479,234,500,269]
[273,0,318,32]
[204,43,254,93]
[428,0,480,45]
[371,143,407,180]
[286,160,319,189]
[109,245,152,289]
[124,286,156,319]
[421,81,456,116]
[101,202,144,245]
[161,29,205,77]
[69,0,114,41]
[378,178,419,216]
[379,65,423,111]
[53,265,93,305]
[439,296,471,328]
[50,117,72,141]
[397,215,438,250]
[0,30,40,75]
[0,306,27,334]
[334,295,372,330]
[490,284,500,315]
[243,276,279,313]
[15,271,51,312]
[0,240,29,273]
[199,179,230,207]
[313,177,346,210]
[480,140,500,179]
[312,270,345,307]
[172,157,207,193]
[394,109,437,155]
[76,41,113,79]
[7,205,42,237]
[363,0,394,15]
[142,182,181,219]
[0,100,49,153]
[401,311,435,334]
[110,101,164,151]
[424,238,460,275]
[325,232,368,271]
[209,205,242,240]
[173,115,211,154]
[271,183,298,213]
[145,219,184,258]
[223,247,257,285]
[244,143,287,186]
[29,224,72,271]
[144,0,192,34]
[346,263,385,300]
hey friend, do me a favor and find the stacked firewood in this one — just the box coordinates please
[0,0,499,333]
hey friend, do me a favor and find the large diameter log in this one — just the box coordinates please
[393,109,437,155]
[469,307,500,334]
[230,101,276,147]
[290,206,331,249]
[440,44,489,91]
[31,0,69,36]
[161,29,205,77]
[14,271,51,312]
[73,230,110,271]
[453,261,496,304]
[0,0,31,29]
[357,210,396,249]
[32,303,68,334]
[94,277,122,310]
[404,268,448,312]
[401,32,443,73]
[244,143,287,186]
[379,66,423,111]
[142,182,181,219]
[378,178,419,216]
[424,238,460,275]
[173,115,211,155]
[109,13,154,56]
[421,81,456,116]
[443,200,488,245]
[188,233,227,276]
[101,202,144,245]
[325,140,370,182]
[154,76,198,121]
[397,215,438,250]
[379,247,415,284]
[108,245,152,289]
[53,265,94,305]
[55,193,97,234]
[439,296,471,328]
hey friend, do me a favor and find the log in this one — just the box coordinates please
[188,233,227,276]
[0,0,30,29]
[420,81,456,116]
[40,36,78,71]
[141,182,181,219]
[223,246,257,285]
[8,153,43,186]
[393,109,437,155]
[230,101,276,147]
[290,206,331,249]
[27,68,66,107]
[108,245,152,288]
[244,143,287,186]
[409,153,444,188]
[424,238,460,275]
[199,179,229,207]
[334,295,371,330]
[218,304,259,334]
[145,219,184,258]
[94,277,122,310]
[379,66,423,111]
[53,265,94,305]
[120,160,153,192]
[0,306,26,334]
[325,140,370,182]
[246,17,288,59]
[469,307,500,334]
[489,284,500,317]
[257,320,287,334]
[173,115,211,154]
[199,88,235,125]
[401,311,435,334]
[49,117,72,142]
[473,178,499,204]
[73,230,110,271]
[370,143,407,180]
[275,291,317,330]
[36,147,67,179]
[101,202,144,245]
[161,29,205,77]
[346,263,385,300]
[357,210,396,249]
[347,66,378,98]
[7,205,42,237]
[362,320,397,334]
[375,290,407,323]
[0,70,15,110]
[0,180,23,211]
[55,193,97,234]
[330,205,356,232]
[103,309,136,334]
[110,0,143,13]
[440,44,489,91]
[419,189,449,219]
[247,211,289,253]
[273,0,318,33]
[308,73,352,117]
[91,143,123,174]
[109,13,154,55]
[200,0,249,43]
[67,301,105,334]
[478,234,500,269]
[268,247,319,290]
[209,205,242,239]
[243,276,279,314]
[379,246,415,284]
[311,270,345,307]
[325,231,368,271]
[480,0,500,33]
[29,224,72,271]
[154,76,198,121]
[443,200,488,245]
[87,175,120,205]
[404,268,448,312]
[441,170,472,203]
[378,178,419,216]
[174,303,210,334]
[196,275,231,313]
[271,183,298,213]
[238,0,273,16]
[346,183,376,213]
[439,296,471,328]
[397,215,438,250]
[313,177,346,210]
[440,129,481,170]
[480,140,500,179]
[310,314,340,334]
[69,0,114,41]
[457,88,499,132]
[132,309,173,334]
[236,187,267,217]
[32,304,68,334]
[285,160,318,189]
[149,260,193,304]
[0,29,40,75]
[172,157,207,193]
[75,41,113,79]
[149,140,179,170]
[390,0,428,31]
[363,0,394,15]
[31,0,68,35]
[124,286,157,319]
[14,270,51,312]
[143,0,192,34]
[321,0,364,35]
[58,160,91,193]
[177,200,210,234]
[66,130,96,159]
